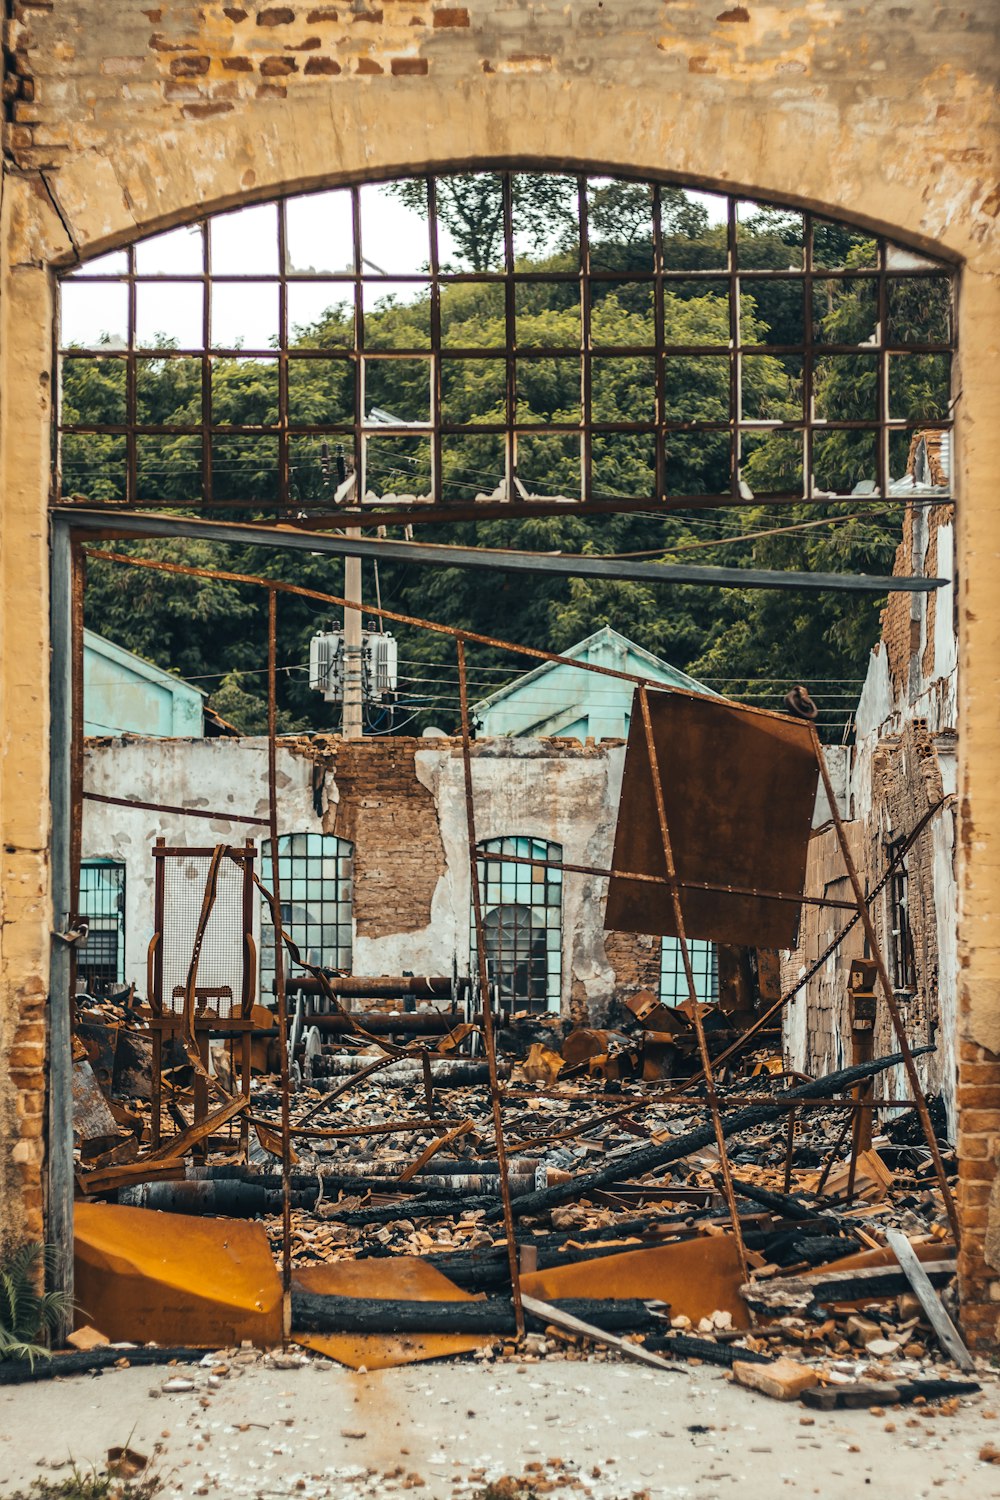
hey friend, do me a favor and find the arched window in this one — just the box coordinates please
[660,936,718,1007]
[260,833,353,993]
[56,173,953,522]
[473,836,562,1012]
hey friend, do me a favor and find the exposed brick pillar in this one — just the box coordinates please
[957,1040,1000,1346]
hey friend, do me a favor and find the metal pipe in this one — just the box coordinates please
[47,516,76,1333]
[284,974,458,999]
[458,637,524,1338]
[267,588,294,1336]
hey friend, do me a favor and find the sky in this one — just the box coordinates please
[59,178,731,352]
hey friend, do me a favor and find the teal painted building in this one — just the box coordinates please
[84,629,205,738]
[473,626,716,742]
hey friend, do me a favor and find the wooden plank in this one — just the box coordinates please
[519,1293,678,1373]
[885,1229,974,1372]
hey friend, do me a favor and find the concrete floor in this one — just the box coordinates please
[2,1355,999,1500]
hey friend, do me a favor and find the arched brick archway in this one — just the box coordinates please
[1,3,998,1342]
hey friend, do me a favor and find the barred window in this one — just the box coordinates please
[473,836,562,1012]
[261,833,353,993]
[887,842,916,993]
[660,936,718,1006]
[56,172,954,523]
[78,860,126,993]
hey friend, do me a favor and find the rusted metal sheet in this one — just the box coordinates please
[292,1256,490,1371]
[73,1202,283,1348]
[520,1236,751,1329]
[605,690,819,948]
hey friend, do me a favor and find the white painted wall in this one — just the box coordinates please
[83,737,627,1017]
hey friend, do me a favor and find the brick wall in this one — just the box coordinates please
[321,737,447,937]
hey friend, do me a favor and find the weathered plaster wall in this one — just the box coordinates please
[1,0,998,1336]
[81,734,632,1018]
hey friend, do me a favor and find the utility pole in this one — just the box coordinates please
[342,531,363,739]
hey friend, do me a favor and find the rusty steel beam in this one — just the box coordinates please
[63,507,945,595]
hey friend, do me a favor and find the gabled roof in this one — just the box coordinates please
[84,629,207,699]
[473,625,714,714]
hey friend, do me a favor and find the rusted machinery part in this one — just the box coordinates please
[283,975,459,999]
[293,1011,461,1035]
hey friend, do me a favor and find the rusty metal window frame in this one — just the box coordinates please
[260,832,353,994]
[54,170,955,526]
[77,858,126,993]
[474,835,562,1013]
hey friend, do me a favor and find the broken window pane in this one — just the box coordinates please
[590,281,655,347]
[363,357,432,426]
[665,430,731,497]
[61,281,129,350]
[287,283,355,348]
[588,177,653,273]
[362,281,432,350]
[210,282,279,351]
[363,433,432,500]
[285,189,355,275]
[812,428,879,496]
[441,357,506,427]
[287,358,355,427]
[136,356,201,426]
[360,179,431,275]
[440,432,506,504]
[135,281,203,351]
[210,202,279,277]
[813,278,878,345]
[135,224,204,277]
[435,172,506,274]
[740,429,804,498]
[513,173,579,266]
[736,201,804,271]
[514,433,582,499]
[660,188,729,271]
[591,431,657,500]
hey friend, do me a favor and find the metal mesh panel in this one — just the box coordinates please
[473,836,562,1012]
[158,850,249,1017]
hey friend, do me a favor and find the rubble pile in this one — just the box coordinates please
[60,982,988,1417]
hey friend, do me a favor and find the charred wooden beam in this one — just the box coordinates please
[289,1292,662,1336]
[492,1048,934,1223]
